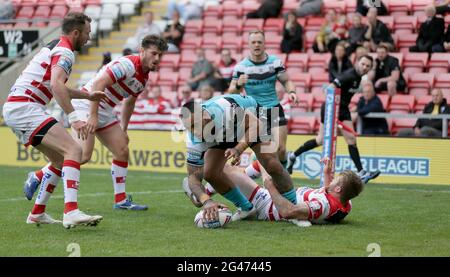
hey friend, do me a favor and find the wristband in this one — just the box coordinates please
[288,90,296,94]
[236,84,242,90]
[67,111,79,125]
[201,199,213,206]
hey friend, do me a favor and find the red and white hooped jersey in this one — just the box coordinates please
[295,187,352,224]
[83,55,148,110]
[7,36,75,105]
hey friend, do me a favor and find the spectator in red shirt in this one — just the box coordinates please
[214,49,237,92]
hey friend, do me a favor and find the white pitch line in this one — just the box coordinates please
[0,190,184,202]
[376,187,450,194]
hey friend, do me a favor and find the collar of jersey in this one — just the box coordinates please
[247,53,269,66]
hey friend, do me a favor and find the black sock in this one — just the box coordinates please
[293,139,318,157]
[348,144,363,172]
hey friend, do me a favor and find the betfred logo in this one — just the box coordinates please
[66,180,79,190]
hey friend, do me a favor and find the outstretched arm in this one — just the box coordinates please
[264,176,310,220]
[277,71,298,104]
[187,164,209,206]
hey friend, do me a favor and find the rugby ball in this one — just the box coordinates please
[194,208,233,229]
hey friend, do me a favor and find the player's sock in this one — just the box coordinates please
[348,144,363,172]
[282,189,297,204]
[293,139,318,157]
[62,160,80,214]
[204,182,216,196]
[34,168,44,183]
[112,159,128,205]
[245,160,261,179]
[31,165,61,215]
[223,187,253,211]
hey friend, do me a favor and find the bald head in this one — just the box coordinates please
[425,5,436,17]
[431,89,444,105]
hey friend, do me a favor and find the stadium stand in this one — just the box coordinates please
[2,0,449,136]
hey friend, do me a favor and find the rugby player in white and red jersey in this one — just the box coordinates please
[2,12,106,228]
[27,35,168,210]
[183,156,362,225]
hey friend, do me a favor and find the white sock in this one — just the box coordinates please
[31,165,61,214]
[62,160,80,214]
[112,159,128,204]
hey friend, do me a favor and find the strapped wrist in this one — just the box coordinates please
[67,111,79,125]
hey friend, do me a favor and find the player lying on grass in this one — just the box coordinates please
[23,35,168,211]
[183,158,363,224]
[180,94,298,221]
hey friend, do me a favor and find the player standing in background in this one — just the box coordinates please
[26,35,168,211]
[286,55,381,184]
[3,12,105,228]
[228,30,298,172]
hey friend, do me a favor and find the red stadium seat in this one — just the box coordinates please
[286,53,308,71]
[409,88,429,99]
[180,37,202,50]
[434,73,450,89]
[242,1,259,15]
[378,94,390,111]
[50,5,68,19]
[289,116,316,134]
[414,95,432,113]
[344,0,357,13]
[203,20,223,35]
[389,52,404,67]
[222,19,243,34]
[265,34,283,50]
[403,52,428,69]
[305,17,324,32]
[243,18,264,32]
[311,72,329,89]
[157,72,179,90]
[305,31,318,50]
[159,54,180,70]
[394,16,418,33]
[184,20,203,35]
[391,118,416,135]
[308,53,331,69]
[312,89,326,112]
[403,67,423,75]
[179,51,197,68]
[203,5,223,19]
[222,34,243,51]
[388,0,412,15]
[323,0,346,14]
[264,18,284,33]
[428,53,450,69]
[222,2,243,18]
[202,36,222,51]
[296,92,314,112]
[34,6,51,17]
[408,72,435,89]
[412,0,430,13]
[177,68,192,86]
[149,72,159,84]
[16,6,34,19]
[428,67,448,74]
[20,0,37,7]
[388,95,416,113]
[290,72,311,93]
[281,1,299,15]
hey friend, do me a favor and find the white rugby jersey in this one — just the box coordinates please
[83,55,148,110]
[7,36,75,105]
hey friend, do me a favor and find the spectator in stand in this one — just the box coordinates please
[214,48,237,92]
[313,10,341,53]
[124,11,162,53]
[353,82,389,135]
[0,0,15,20]
[295,0,323,17]
[410,5,445,53]
[281,11,303,53]
[354,45,369,61]
[368,43,406,97]
[347,13,368,55]
[364,7,394,52]
[247,0,283,19]
[146,86,173,112]
[98,52,111,71]
[163,10,184,53]
[328,41,353,82]
[443,24,450,51]
[199,84,214,102]
[188,48,216,91]
[177,85,194,107]
[398,89,450,137]
[356,0,388,16]
[434,0,450,15]
[166,0,205,22]
[122,48,133,56]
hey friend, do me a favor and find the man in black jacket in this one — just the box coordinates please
[247,0,283,19]
[410,5,445,53]
[355,82,389,135]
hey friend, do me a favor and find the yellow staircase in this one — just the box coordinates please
[67,0,169,88]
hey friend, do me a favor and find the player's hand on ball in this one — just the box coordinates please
[88,91,108,102]
[237,74,248,86]
[224,148,241,166]
[86,116,98,134]
[202,199,228,221]
[72,120,88,140]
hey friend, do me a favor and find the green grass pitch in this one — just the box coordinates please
[0,165,449,257]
